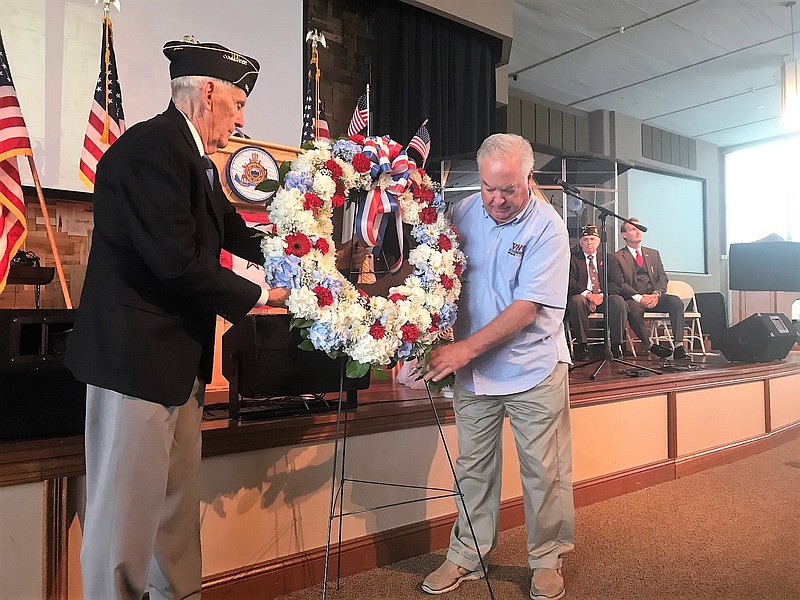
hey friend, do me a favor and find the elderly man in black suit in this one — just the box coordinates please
[65,39,289,599]
[608,218,687,360]
[567,224,628,360]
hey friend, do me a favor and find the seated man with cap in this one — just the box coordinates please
[607,218,687,360]
[567,224,628,359]
[65,37,289,600]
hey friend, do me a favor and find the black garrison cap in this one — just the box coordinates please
[580,224,600,238]
[163,38,259,96]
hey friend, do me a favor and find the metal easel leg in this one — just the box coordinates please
[425,383,495,599]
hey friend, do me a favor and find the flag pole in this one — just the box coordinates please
[365,83,370,137]
[305,29,327,140]
[25,156,73,308]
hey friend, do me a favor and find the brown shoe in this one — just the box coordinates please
[530,567,565,600]
[422,559,484,595]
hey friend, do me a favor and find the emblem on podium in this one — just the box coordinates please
[225,146,279,203]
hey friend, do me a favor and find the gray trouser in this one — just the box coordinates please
[81,379,205,600]
[447,363,574,571]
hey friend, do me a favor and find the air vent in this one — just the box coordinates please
[642,124,696,170]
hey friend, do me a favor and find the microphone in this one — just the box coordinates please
[556,178,581,196]
[627,220,648,232]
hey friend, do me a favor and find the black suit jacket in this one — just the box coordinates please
[568,249,606,296]
[65,103,263,405]
[608,246,668,299]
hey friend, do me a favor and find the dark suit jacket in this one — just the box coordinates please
[608,246,668,299]
[65,103,263,406]
[568,249,606,296]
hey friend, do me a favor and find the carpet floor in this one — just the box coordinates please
[280,435,800,600]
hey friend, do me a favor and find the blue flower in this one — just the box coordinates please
[283,171,313,194]
[411,225,438,245]
[395,341,413,361]
[439,302,458,328]
[431,193,445,211]
[413,263,438,287]
[319,274,345,296]
[264,254,301,288]
[309,321,345,353]
[332,139,361,161]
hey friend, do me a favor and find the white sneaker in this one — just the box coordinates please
[422,559,484,595]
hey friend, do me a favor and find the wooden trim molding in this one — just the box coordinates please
[43,477,68,600]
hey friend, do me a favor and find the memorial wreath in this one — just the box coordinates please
[258,135,465,380]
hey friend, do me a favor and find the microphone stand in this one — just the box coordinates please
[561,184,662,380]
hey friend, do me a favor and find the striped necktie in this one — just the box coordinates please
[588,255,600,292]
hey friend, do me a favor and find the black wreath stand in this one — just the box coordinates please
[321,222,494,599]
[560,185,661,380]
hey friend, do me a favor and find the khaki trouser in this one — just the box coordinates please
[446,362,574,571]
[81,379,205,600]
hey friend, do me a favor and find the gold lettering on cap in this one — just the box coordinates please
[223,53,248,65]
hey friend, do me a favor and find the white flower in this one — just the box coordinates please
[286,287,320,320]
[312,172,336,199]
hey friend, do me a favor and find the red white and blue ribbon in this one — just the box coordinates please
[355,136,412,273]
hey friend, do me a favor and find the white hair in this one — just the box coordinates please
[476,133,534,179]
[170,75,236,120]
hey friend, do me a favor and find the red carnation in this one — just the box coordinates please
[428,313,440,332]
[335,180,345,195]
[369,322,386,339]
[358,289,370,299]
[331,194,346,208]
[324,159,343,179]
[312,286,334,307]
[400,323,420,343]
[350,134,365,145]
[314,238,330,255]
[440,274,454,291]
[285,232,312,257]
[437,234,452,251]
[352,153,371,173]
[303,192,322,212]
[420,206,438,225]
[454,262,464,277]
[388,293,406,303]
[414,186,435,203]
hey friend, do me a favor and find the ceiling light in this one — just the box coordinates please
[782,2,800,128]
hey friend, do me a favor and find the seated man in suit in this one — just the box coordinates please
[567,224,628,360]
[608,218,688,360]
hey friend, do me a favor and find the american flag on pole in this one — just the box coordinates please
[347,93,369,137]
[301,62,330,143]
[78,15,125,191]
[407,122,431,168]
[0,31,31,294]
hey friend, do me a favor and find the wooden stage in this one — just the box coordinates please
[1,349,799,600]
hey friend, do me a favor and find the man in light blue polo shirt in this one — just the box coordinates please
[423,133,573,600]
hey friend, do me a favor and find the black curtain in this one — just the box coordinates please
[373,0,501,170]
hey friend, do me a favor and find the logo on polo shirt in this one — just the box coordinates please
[508,242,525,256]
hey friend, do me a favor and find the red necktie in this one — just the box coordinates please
[635,249,644,267]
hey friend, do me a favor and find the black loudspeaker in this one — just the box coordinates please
[0,309,86,441]
[717,312,798,363]
[222,314,370,419]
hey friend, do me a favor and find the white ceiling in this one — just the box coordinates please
[508,0,800,149]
